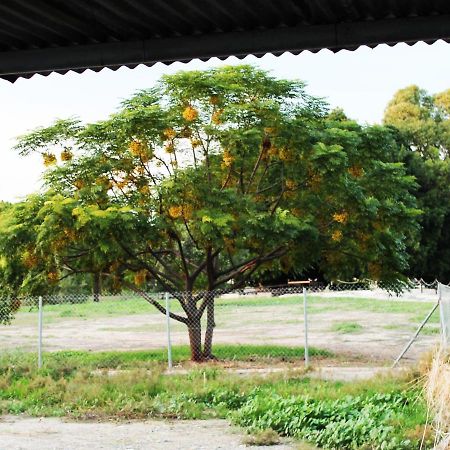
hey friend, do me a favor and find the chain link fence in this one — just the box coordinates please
[0,278,446,368]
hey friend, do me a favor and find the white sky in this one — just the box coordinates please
[1,40,449,203]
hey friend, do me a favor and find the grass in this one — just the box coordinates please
[382,323,441,335]
[331,321,364,334]
[11,292,439,323]
[0,351,430,449]
[242,429,280,446]
[0,345,333,377]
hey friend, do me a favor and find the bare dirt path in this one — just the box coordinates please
[0,416,294,450]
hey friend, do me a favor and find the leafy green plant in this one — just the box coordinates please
[232,391,421,449]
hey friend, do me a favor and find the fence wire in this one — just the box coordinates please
[0,278,446,367]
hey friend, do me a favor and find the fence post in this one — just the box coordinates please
[38,296,43,369]
[165,292,173,370]
[303,287,309,369]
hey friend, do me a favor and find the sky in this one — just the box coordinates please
[0,40,449,203]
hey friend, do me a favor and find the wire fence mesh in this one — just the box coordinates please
[0,278,446,368]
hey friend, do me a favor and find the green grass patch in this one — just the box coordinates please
[0,345,332,378]
[0,358,429,449]
[331,321,364,334]
[10,294,439,327]
[417,326,440,336]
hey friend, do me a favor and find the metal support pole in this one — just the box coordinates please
[392,301,439,368]
[38,296,43,369]
[438,283,448,347]
[303,287,309,369]
[165,292,173,370]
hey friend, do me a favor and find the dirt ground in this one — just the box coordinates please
[0,416,294,450]
[0,290,441,363]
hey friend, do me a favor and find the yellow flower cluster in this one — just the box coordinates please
[182,105,198,122]
[139,185,150,195]
[209,95,220,105]
[285,179,297,190]
[74,179,84,190]
[47,271,59,283]
[278,148,292,161]
[42,153,57,167]
[333,211,348,224]
[168,205,183,219]
[168,204,193,220]
[182,204,193,220]
[60,148,73,162]
[165,143,175,154]
[163,128,177,139]
[190,138,202,148]
[22,251,38,269]
[212,109,223,125]
[331,230,343,242]
[308,173,322,190]
[181,127,192,138]
[129,140,153,162]
[348,165,364,178]
[134,269,147,286]
[264,127,277,134]
[222,150,235,167]
[116,179,129,190]
[129,140,142,156]
[63,228,76,240]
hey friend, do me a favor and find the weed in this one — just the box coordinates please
[242,429,280,446]
[331,321,363,333]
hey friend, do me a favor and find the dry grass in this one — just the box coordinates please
[424,348,450,449]
[241,429,280,446]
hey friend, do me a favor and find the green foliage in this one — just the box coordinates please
[2,66,419,359]
[0,352,427,448]
[331,322,363,334]
[0,348,428,448]
[0,345,332,379]
[384,85,449,158]
[384,85,450,280]
[232,391,421,449]
[8,66,417,294]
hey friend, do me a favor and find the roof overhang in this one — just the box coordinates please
[1,1,449,82]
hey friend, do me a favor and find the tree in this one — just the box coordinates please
[384,85,450,158]
[384,86,450,280]
[12,66,418,360]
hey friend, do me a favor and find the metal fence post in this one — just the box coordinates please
[38,296,43,369]
[165,292,173,370]
[303,287,309,369]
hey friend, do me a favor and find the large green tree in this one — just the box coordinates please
[384,85,450,280]
[7,66,418,359]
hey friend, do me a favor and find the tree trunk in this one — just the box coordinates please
[203,293,215,359]
[187,316,203,362]
[93,272,101,302]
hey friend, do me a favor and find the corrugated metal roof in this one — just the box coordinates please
[1,0,449,82]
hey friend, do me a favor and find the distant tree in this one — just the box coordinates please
[10,66,418,359]
[384,85,450,158]
[384,86,450,280]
